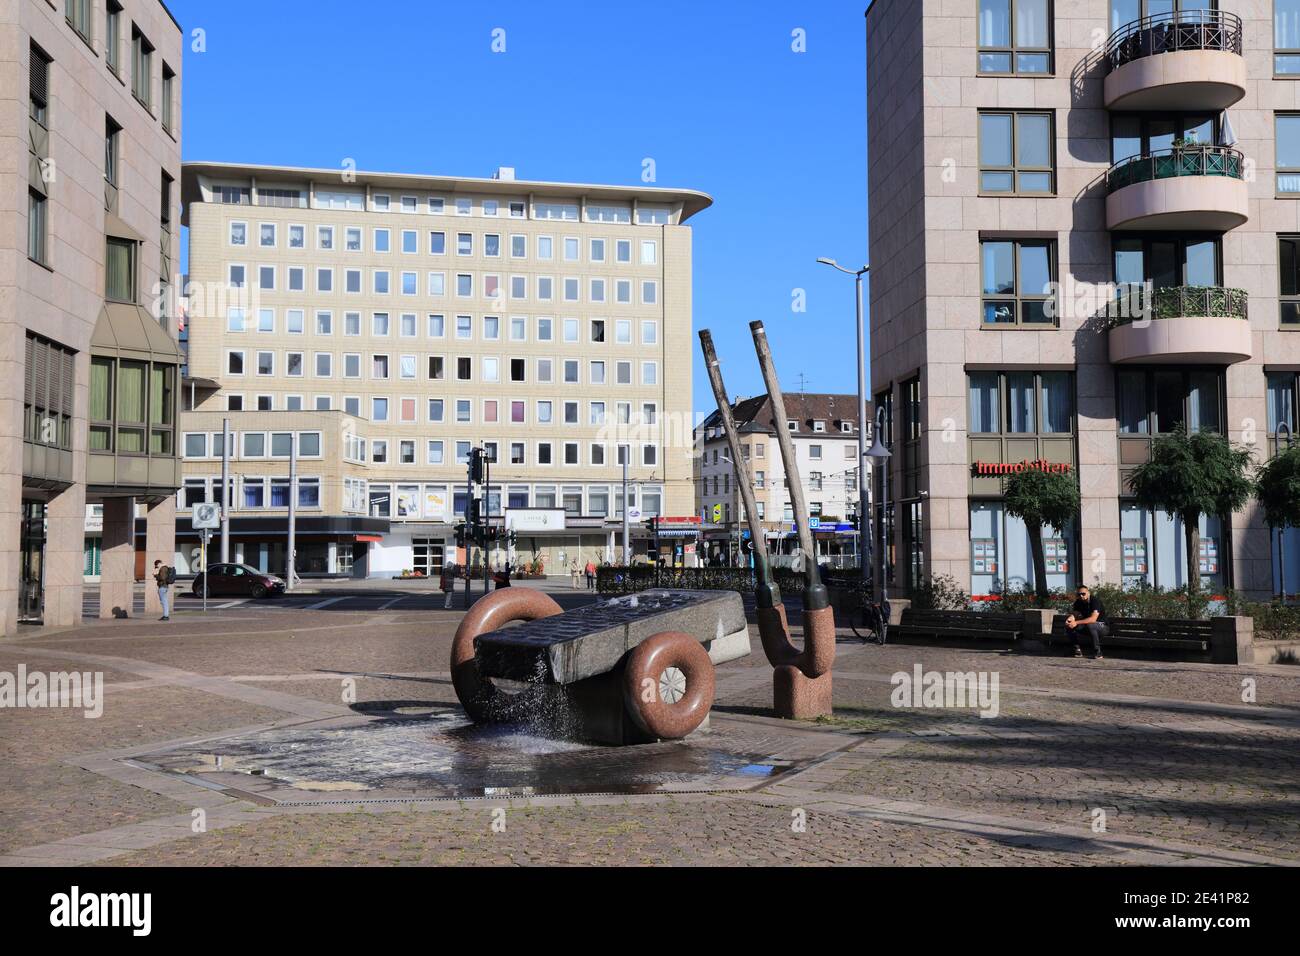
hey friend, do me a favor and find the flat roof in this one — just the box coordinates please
[181,161,713,226]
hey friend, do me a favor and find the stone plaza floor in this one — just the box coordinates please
[1,583,1297,867]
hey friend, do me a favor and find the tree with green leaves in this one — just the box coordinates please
[1126,426,1255,595]
[1002,466,1080,604]
[1255,443,1300,599]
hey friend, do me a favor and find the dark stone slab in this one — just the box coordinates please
[474,589,747,685]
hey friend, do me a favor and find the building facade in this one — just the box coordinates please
[4,0,183,633]
[695,393,868,566]
[179,163,708,577]
[867,0,1300,601]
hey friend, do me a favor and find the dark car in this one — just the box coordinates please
[191,563,286,599]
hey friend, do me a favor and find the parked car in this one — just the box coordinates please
[190,563,286,599]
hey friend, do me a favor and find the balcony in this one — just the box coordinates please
[1108,286,1251,366]
[1105,146,1247,231]
[1104,11,1245,111]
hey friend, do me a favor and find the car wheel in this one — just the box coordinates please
[191,578,204,598]
[250,582,267,599]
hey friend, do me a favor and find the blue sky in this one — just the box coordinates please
[169,0,869,417]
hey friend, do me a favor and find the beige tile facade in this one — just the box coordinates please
[3,0,182,633]
[180,163,709,576]
[867,0,1297,599]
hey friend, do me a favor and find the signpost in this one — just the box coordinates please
[191,502,221,614]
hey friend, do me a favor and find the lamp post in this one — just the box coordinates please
[721,453,742,567]
[1279,421,1294,603]
[817,258,870,588]
[866,405,892,599]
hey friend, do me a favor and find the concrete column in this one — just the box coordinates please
[42,483,88,627]
[99,497,135,619]
[1210,615,1254,665]
[143,497,176,615]
[0,320,24,637]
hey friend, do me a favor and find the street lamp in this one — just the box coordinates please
[721,453,743,567]
[866,404,892,599]
[817,257,870,587]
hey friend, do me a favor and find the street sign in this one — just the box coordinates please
[627,507,643,521]
[809,517,821,530]
[192,502,220,530]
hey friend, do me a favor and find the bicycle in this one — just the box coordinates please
[862,598,890,646]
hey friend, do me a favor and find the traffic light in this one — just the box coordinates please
[454,523,467,548]
[469,447,485,484]
[467,497,482,525]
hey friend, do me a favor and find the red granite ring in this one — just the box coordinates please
[622,630,715,740]
[451,588,563,723]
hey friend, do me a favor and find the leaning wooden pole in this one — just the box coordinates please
[748,320,835,719]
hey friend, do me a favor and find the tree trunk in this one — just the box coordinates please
[1183,511,1201,595]
[1030,520,1049,604]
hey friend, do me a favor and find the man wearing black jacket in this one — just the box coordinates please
[1065,583,1106,660]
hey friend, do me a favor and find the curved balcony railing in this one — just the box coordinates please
[1106,285,1247,330]
[1105,145,1243,195]
[1105,10,1243,73]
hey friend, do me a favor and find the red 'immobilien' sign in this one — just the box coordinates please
[972,458,1073,476]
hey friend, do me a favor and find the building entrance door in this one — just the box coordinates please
[413,539,444,576]
[19,501,46,624]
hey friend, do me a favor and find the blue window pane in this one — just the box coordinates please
[979,51,1012,72]
[978,0,1011,47]
[982,241,1015,294]
[1015,53,1050,73]
[980,114,1013,167]
[1018,242,1052,293]
[981,171,1014,192]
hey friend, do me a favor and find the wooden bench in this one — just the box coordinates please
[1049,615,1212,653]
[895,608,1023,643]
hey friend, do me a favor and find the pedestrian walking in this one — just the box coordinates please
[570,558,581,588]
[584,560,596,590]
[153,559,174,621]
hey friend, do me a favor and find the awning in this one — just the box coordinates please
[104,212,145,243]
[653,529,701,538]
[91,302,184,362]
[355,534,383,543]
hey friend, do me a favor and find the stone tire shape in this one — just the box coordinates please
[451,587,564,723]
[621,630,716,739]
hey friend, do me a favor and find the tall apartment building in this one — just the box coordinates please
[867,0,1300,600]
[4,0,183,633]
[694,393,867,566]
[179,162,709,577]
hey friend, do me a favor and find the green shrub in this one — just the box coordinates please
[908,574,972,611]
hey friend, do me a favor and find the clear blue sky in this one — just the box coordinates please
[169,0,869,418]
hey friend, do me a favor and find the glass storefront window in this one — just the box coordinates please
[1120,503,1226,593]
[970,500,1075,599]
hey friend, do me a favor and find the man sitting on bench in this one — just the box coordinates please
[1065,584,1107,661]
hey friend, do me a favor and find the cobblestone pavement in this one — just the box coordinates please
[1,599,1297,866]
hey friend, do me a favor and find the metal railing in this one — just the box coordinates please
[1105,10,1243,72]
[1107,285,1248,329]
[1106,145,1244,194]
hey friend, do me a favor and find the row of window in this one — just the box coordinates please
[980,108,1300,198]
[215,186,673,225]
[223,263,660,305]
[228,222,659,265]
[979,233,1300,327]
[182,475,667,521]
[63,0,175,131]
[223,350,662,389]
[977,1,1300,78]
[224,309,660,346]
[967,369,1225,436]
